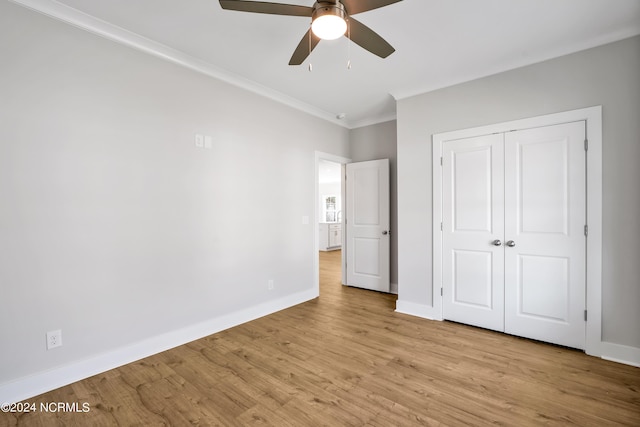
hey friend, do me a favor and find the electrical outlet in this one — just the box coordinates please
[268,280,274,290]
[46,330,62,350]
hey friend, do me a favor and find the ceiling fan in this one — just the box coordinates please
[219,0,403,65]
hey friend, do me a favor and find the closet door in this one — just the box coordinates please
[504,122,586,349]
[442,134,504,332]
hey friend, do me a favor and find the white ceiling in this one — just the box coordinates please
[14,0,640,128]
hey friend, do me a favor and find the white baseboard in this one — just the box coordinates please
[0,289,317,404]
[395,300,442,321]
[600,341,640,367]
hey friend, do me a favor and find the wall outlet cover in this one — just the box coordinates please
[46,330,62,350]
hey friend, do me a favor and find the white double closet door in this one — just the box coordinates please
[442,121,586,349]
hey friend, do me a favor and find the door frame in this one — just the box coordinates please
[314,151,351,296]
[432,106,602,357]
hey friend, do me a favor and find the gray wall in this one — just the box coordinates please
[0,2,349,385]
[349,121,398,289]
[396,36,640,349]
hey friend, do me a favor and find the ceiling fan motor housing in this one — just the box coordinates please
[312,1,347,40]
[313,1,347,19]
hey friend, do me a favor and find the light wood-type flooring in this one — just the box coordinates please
[2,250,639,426]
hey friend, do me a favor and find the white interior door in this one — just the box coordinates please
[345,159,390,292]
[504,122,586,349]
[442,134,505,331]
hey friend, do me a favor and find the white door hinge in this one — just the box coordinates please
[584,310,588,321]
[440,288,443,297]
[584,225,588,237]
[584,139,589,151]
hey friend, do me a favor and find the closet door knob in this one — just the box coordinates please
[506,240,516,247]
[492,239,502,246]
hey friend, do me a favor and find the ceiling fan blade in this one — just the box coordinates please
[340,0,402,15]
[219,0,313,16]
[347,17,395,58]
[289,29,321,65]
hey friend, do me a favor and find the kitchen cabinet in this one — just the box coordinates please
[319,223,342,251]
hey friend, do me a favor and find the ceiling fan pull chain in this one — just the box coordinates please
[308,25,313,72]
[346,18,351,70]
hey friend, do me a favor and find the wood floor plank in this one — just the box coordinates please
[1,249,638,426]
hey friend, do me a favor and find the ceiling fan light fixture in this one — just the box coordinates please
[311,3,347,40]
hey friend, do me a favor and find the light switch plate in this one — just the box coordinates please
[204,136,213,149]
[195,134,204,148]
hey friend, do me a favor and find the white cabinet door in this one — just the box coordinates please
[345,159,390,292]
[442,134,505,332]
[329,224,342,248]
[504,122,586,349]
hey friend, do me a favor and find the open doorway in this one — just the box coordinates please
[314,152,349,296]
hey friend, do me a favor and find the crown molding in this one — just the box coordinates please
[9,0,349,128]
[347,111,397,130]
[390,29,640,102]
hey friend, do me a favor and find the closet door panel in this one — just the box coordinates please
[442,134,504,332]
[504,122,586,349]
